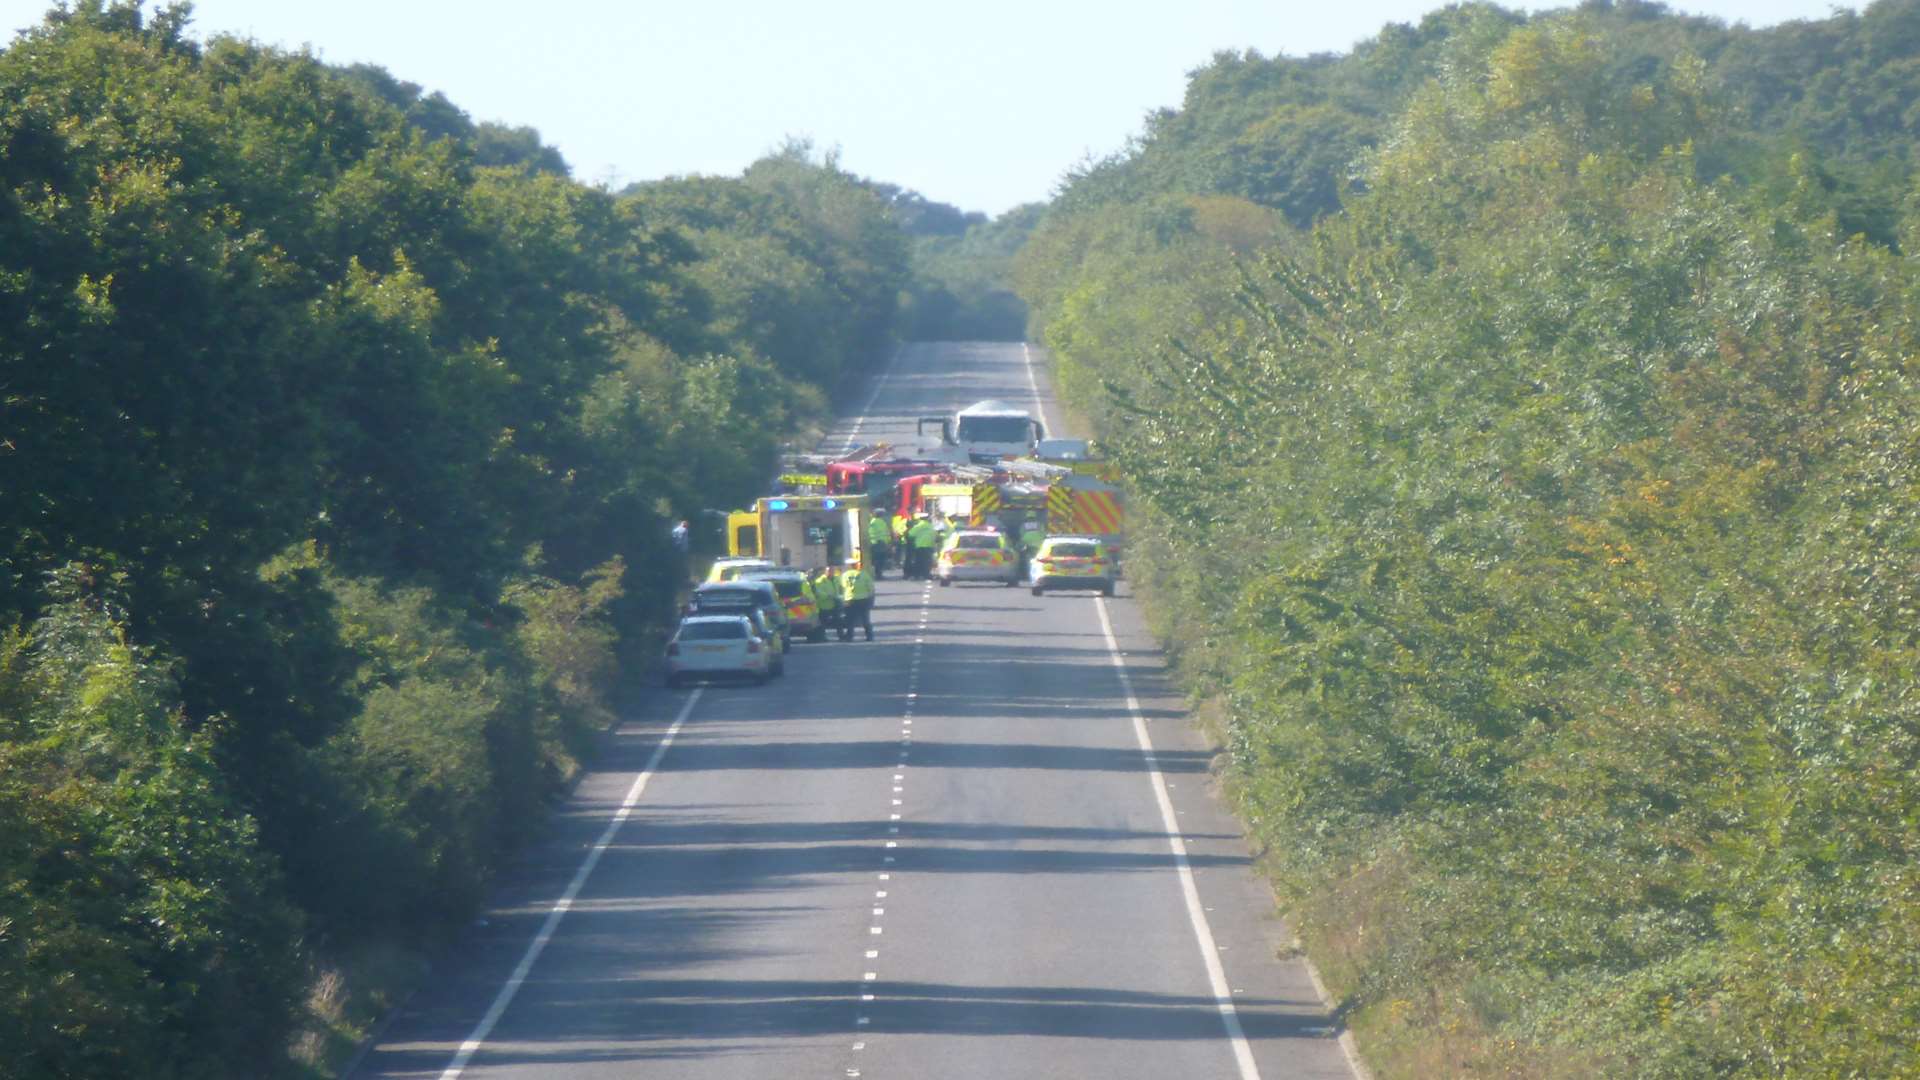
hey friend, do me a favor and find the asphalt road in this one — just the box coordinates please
[351,342,1360,1080]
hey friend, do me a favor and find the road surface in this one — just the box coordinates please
[351,342,1360,1080]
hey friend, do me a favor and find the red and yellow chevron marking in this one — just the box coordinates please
[1045,485,1072,530]
[970,483,1002,526]
[1045,487,1123,536]
[1068,490,1123,535]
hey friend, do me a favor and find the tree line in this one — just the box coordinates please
[0,3,922,1075]
[1016,1,1920,1076]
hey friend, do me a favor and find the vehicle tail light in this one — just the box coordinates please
[746,639,761,653]
[1038,556,1054,565]
[666,643,679,656]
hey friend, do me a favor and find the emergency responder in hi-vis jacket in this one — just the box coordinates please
[906,516,938,580]
[865,514,893,577]
[840,560,875,641]
[812,567,842,633]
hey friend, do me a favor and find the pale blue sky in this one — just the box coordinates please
[3,1,1863,214]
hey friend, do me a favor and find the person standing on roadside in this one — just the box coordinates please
[1019,517,1045,579]
[865,513,893,577]
[841,559,875,641]
[812,566,843,637]
[892,510,911,577]
[906,515,938,580]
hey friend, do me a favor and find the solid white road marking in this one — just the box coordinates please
[435,689,704,1080]
[839,348,900,454]
[1095,598,1263,1080]
[1021,342,1045,425]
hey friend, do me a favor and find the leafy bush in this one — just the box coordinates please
[0,569,302,1079]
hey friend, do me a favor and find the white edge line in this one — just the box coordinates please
[436,688,704,1079]
[1299,950,1375,1080]
[1094,598,1262,1080]
[840,344,902,453]
[1019,342,1051,435]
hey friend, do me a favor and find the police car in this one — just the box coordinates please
[1028,535,1116,596]
[936,527,1020,586]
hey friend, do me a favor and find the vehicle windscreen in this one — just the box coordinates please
[1049,543,1098,558]
[679,621,747,641]
[955,535,1002,550]
[955,416,1032,444]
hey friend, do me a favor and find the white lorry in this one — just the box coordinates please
[917,399,1045,465]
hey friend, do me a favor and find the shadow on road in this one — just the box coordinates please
[637,738,1210,775]
[366,977,1331,1073]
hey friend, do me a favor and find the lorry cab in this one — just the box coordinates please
[918,400,1044,464]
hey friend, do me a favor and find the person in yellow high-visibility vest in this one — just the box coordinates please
[1018,518,1045,579]
[840,559,875,641]
[865,514,893,577]
[811,567,842,637]
[905,516,938,580]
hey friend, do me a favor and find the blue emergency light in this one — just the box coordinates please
[823,498,838,509]
[767,499,789,511]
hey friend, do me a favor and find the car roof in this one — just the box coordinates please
[1040,535,1102,545]
[680,614,751,625]
[739,568,807,579]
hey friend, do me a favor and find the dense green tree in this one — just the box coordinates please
[1020,4,1920,1075]
[0,3,921,1073]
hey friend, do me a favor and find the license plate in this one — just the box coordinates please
[694,645,728,654]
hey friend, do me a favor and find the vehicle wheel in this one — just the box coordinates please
[1005,574,1017,587]
[1101,581,1115,597]
[939,577,951,587]
[774,660,786,677]
[754,671,771,686]
[666,672,685,689]
[808,627,826,643]
[1031,585,1044,597]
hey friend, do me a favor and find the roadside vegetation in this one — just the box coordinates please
[1015,1,1920,1075]
[0,3,933,1075]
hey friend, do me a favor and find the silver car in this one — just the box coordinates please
[666,615,772,687]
